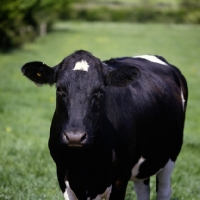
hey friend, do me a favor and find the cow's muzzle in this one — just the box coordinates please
[63,131,88,147]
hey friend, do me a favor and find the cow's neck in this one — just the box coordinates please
[66,142,113,199]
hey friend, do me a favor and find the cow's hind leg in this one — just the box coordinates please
[134,178,150,200]
[156,159,175,200]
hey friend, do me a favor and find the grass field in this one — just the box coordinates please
[0,21,200,200]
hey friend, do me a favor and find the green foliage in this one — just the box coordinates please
[1,0,200,51]
[180,0,200,24]
[0,0,73,51]
[180,0,200,9]
[67,1,200,24]
[0,0,35,50]
[0,21,200,199]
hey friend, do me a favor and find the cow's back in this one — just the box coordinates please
[104,56,188,178]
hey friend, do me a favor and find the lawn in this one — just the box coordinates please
[0,21,200,200]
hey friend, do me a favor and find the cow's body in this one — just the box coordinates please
[22,50,188,200]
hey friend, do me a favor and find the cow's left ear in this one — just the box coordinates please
[21,61,56,86]
[106,66,140,87]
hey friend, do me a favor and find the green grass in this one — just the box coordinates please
[0,21,200,199]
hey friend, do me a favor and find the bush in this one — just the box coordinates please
[180,0,200,24]
[180,0,200,9]
[1,0,200,51]
[65,2,200,25]
[0,0,73,51]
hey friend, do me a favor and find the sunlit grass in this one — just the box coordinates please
[0,21,200,199]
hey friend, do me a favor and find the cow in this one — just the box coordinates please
[21,50,188,200]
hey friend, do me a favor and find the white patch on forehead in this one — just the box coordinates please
[63,181,78,200]
[73,60,90,71]
[134,55,168,66]
[130,157,145,180]
[181,88,185,110]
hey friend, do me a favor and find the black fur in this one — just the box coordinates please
[21,50,188,200]
[21,61,55,85]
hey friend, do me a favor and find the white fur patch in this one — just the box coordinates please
[93,185,112,200]
[181,88,185,110]
[134,55,168,66]
[63,181,78,200]
[130,157,145,180]
[73,60,90,71]
[64,181,112,200]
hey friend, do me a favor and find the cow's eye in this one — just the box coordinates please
[56,86,61,92]
[93,88,104,99]
[56,86,67,98]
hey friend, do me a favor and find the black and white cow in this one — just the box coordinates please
[21,50,188,200]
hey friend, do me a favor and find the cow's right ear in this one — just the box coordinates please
[105,66,140,87]
[21,61,56,86]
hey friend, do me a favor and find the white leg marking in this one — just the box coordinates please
[63,181,78,200]
[181,88,185,110]
[134,55,168,66]
[130,157,145,180]
[134,179,150,200]
[73,60,90,71]
[156,159,175,200]
[93,185,112,200]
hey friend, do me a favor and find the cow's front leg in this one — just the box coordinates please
[56,167,66,193]
[63,181,78,200]
[156,159,175,200]
[109,179,128,200]
[134,178,150,200]
[56,168,79,200]
[92,185,112,200]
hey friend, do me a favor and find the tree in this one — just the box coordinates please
[0,0,73,51]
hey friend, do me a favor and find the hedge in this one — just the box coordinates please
[0,0,200,51]
[63,3,200,24]
[0,0,73,51]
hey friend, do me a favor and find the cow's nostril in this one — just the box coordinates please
[80,132,87,142]
[64,133,69,141]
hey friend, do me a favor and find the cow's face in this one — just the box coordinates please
[22,50,139,147]
[54,51,106,147]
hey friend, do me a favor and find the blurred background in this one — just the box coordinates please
[0,0,200,199]
[1,0,200,50]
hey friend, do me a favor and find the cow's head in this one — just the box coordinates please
[22,50,139,147]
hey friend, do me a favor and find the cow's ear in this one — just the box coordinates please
[21,61,56,86]
[106,66,140,87]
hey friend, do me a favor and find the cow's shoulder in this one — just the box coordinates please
[104,55,185,91]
